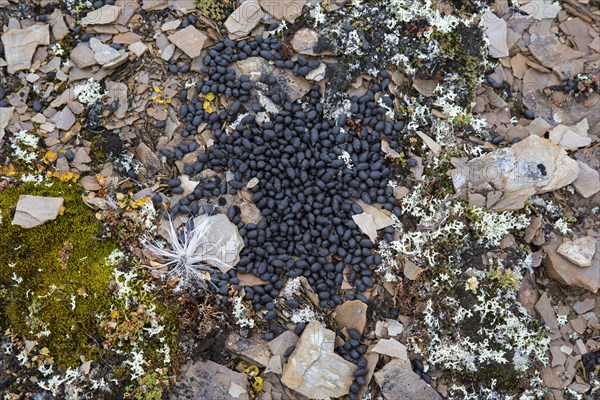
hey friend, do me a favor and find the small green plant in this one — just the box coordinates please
[488,265,520,291]
[196,0,235,23]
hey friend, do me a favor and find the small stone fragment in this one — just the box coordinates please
[55,106,76,131]
[557,236,597,268]
[192,214,244,270]
[545,237,600,293]
[259,0,307,22]
[281,321,356,399]
[81,5,122,26]
[535,292,559,330]
[268,331,299,357]
[225,332,271,368]
[291,28,320,55]
[573,160,600,199]
[128,41,148,58]
[168,25,207,59]
[481,9,508,58]
[0,106,14,143]
[174,360,249,400]
[352,212,377,242]
[12,195,64,228]
[404,260,423,280]
[450,135,580,210]
[70,45,98,69]
[265,355,283,374]
[142,0,168,11]
[225,0,263,39]
[374,358,442,400]
[371,338,408,360]
[522,0,561,20]
[48,9,69,40]
[1,24,50,73]
[90,38,126,67]
[549,119,591,150]
[334,300,368,334]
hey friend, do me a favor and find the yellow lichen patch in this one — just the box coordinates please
[151,86,172,105]
[46,170,80,183]
[203,92,215,112]
[0,163,17,176]
[42,150,57,164]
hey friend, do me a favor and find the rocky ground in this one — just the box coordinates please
[0,0,599,399]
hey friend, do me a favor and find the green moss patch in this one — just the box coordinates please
[0,180,117,365]
[0,180,177,398]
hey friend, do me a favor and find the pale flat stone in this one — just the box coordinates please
[522,0,561,20]
[352,212,378,242]
[134,142,162,174]
[73,147,92,165]
[113,32,143,45]
[416,131,441,155]
[291,28,320,55]
[573,297,595,314]
[535,292,559,330]
[12,195,64,228]
[105,81,128,119]
[55,106,76,131]
[553,58,585,81]
[481,9,508,58]
[225,0,263,39]
[451,135,580,211]
[549,119,591,150]
[268,330,299,357]
[1,24,50,73]
[0,106,14,143]
[265,355,283,374]
[529,35,583,69]
[281,321,356,399]
[229,381,247,398]
[306,62,326,81]
[128,41,148,58]
[545,236,600,293]
[234,57,310,102]
[70,45,97,69]
[386,319,404,336]
[225,332,270,367]
[527,117,552,136]
[160,43,175,61]
[259,0,307,22]
[49,9,69,40]
[142,0,168,10]
[557,236,597,268]
[372,338,408,360]
[161,19,181,31]
[89,38,121,65]
[354,200,394,230]
[168,25,207,59]
[404,260,424,280]
[334,300,368,334]
[375,358,442,400]
[31,113,46,124]
[192,214,244,270]
[81,5,122,25]
[573,160,600,199]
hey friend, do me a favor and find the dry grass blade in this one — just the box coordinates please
[145,217,231,291]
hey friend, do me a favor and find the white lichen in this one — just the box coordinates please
[74,78,105,106]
